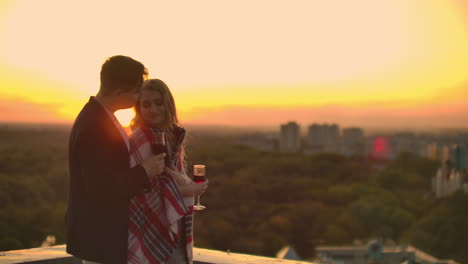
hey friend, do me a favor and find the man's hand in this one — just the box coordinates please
[141,153,166,180]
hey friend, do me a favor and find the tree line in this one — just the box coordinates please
[0,127,467,263]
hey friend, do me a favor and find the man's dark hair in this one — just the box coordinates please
[99,55,148,95]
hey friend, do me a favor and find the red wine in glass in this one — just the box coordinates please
[145,131,167,193]
[151,131,171,166]
[143,132,166,193]
[151,131,166,153]
[194,175,206,183]
[193,165,206,210]
[152,143,166,155]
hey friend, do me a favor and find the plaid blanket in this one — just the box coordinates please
[127,126,194,264]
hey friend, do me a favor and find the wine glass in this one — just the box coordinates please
[146,131,166,191]
[151,131,166,155]
[193,164,206,211]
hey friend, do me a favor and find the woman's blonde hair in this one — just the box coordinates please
[132,79,187,171]
[131,79,179,132]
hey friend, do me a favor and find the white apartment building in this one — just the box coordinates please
[432,164,468,198]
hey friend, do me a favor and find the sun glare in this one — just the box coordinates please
[115,109,135,127]
[1,1,468,128]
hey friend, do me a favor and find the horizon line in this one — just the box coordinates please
[2,121,468,134]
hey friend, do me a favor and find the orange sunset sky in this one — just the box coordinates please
[1,0,468,130]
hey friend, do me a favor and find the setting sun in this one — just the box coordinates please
[115,109,136,128]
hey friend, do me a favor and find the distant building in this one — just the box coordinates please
[306,123,340,154]
[316,242,460,264]
[342,127,364,156]
[432,160,468,198]
[425,142,443,160]
[441,145,451,164]
[276,246,301,260]
[388,133,425,159]
[426,143,467,167]
[465,173,468,194]
[431,144,468,198]
[279,121,301,153]
[450,144,465,171]
[368,136,391,160]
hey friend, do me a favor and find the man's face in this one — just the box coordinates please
[115,79,143,109]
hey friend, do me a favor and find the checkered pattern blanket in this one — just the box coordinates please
[127,126,194,264]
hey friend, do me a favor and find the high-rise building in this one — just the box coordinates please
[369,136,390,160]
[441,145,451,163]
[432,160,466,198]
[450,144,466,171]
[307,123,340,153]
[388,133,425,159]
[342,127,364,156]
[279,121,301,153]
[425,143,441,160]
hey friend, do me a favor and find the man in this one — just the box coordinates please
[66,55,165,264]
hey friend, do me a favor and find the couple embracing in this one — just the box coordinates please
[66,55,208,264]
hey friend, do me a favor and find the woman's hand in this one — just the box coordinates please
[165,167,191,186]
[165,167,209,197]
[180,181,209,197]
[193,181,209,196]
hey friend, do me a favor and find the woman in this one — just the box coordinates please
[127,79,208,264]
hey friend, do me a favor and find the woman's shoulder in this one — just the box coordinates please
[128,126,149,144]
[129,126,143,138]
[128,126,153,160]
[173,125,186,145]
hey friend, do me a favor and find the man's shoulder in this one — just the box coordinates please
[71,99,107,135]
[77,98,107,122]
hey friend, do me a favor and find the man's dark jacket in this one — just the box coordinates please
[66,97,149,264]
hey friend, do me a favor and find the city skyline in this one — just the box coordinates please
[1,1,468,129]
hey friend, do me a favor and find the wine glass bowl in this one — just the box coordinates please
[193,164,206,210]
[151,131,166,155]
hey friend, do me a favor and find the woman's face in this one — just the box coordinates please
[139,89,165,127]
